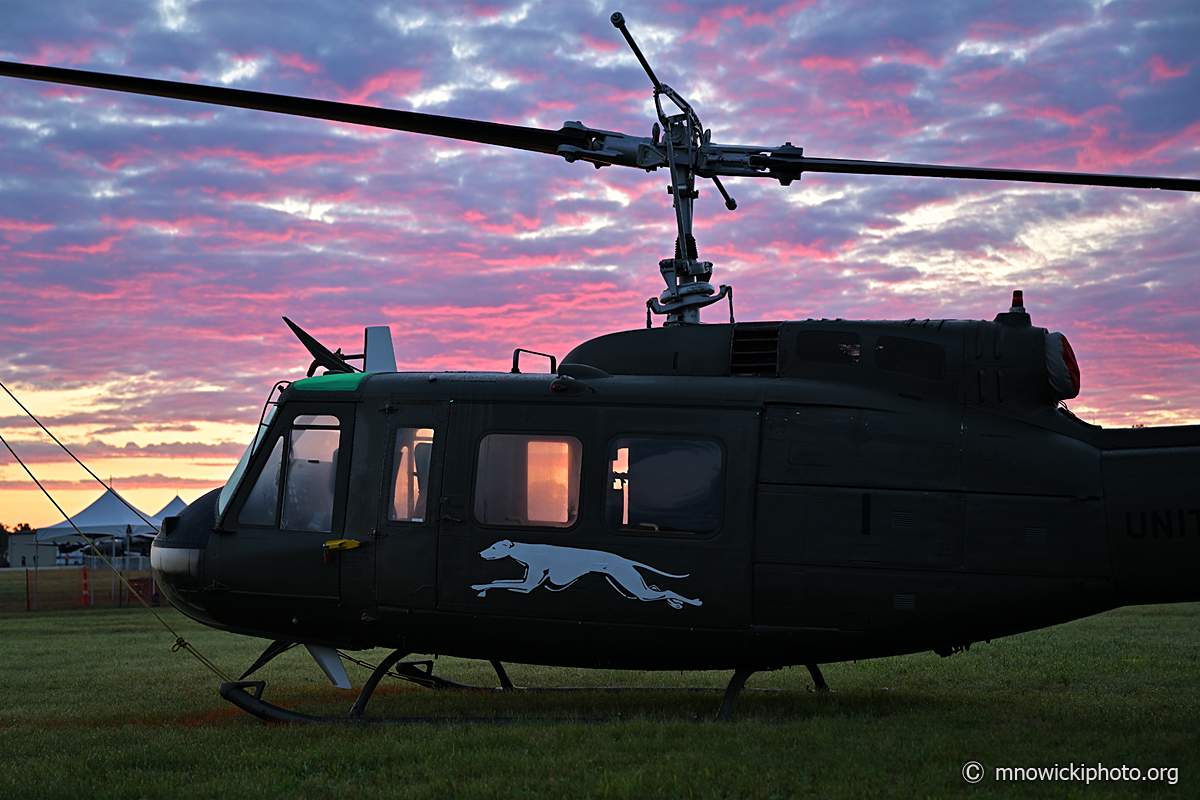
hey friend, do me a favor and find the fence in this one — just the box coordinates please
[83,555,151,571]
[0,566,162,613]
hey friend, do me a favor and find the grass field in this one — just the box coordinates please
[0,602,1196,799]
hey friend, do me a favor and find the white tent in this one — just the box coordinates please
[36,487,158,541]
[150,495,188,524]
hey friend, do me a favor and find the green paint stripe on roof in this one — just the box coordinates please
[292,372,367,392]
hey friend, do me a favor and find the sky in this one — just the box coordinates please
[1,0,1197,529]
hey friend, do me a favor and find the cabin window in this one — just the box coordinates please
[606,438,722,534]
[390,427,435,522]
[237,414,341,532]
[474,434,582,528]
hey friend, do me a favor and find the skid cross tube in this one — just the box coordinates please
[222,649,516,723]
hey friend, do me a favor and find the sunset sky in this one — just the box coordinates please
[2,0,1198,529]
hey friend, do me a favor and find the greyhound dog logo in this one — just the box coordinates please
[471,540,702,610]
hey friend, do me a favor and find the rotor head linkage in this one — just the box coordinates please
[611,13,662,91]
[614,11,733,325]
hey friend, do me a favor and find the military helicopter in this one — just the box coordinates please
[2,12,1199,723]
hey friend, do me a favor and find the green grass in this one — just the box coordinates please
[0,603,1196,799]
[0,567,30,609]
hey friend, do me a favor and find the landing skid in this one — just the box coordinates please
[221,649,515,724]
[218,649,827,723]
[715,663,833,721]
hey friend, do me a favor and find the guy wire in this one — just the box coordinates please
[0,380,158,528]
[0,399,231,682]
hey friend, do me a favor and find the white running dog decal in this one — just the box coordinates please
[471,540,703,610]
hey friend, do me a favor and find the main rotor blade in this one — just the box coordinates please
[755,152,1200,192]
[0,60,589,156]
[6,61,1195,193]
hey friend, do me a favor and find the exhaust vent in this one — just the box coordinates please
[730,322,781,376]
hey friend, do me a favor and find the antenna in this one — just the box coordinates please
[612,12,732,326]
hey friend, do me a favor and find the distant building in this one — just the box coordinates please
[7,531,61,568]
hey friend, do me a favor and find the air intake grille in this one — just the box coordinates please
[730,322,781,376]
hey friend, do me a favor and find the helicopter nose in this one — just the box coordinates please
[150,487,220,626]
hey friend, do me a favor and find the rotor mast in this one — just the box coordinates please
[612,13,732,326]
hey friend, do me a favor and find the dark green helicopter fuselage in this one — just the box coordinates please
[151,314,1200,671]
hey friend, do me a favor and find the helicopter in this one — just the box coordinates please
[2,11,1198,723]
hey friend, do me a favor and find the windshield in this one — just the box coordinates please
[217,404,279,515]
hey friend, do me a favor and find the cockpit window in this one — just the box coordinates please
[390,427,435,522]
[238,437,283,526]
[281,426,339,532]
[606,438,722,534]
[219,404,279,515]
[236,414,341,532]
[294,414,339,426]
[474,434,582,528]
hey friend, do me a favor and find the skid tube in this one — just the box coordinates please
[218,649,822,723]
[220,649,514,723]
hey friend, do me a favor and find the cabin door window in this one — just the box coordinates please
[473,434,582,528]
[606,438,723,534]
[390,427,435,522]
